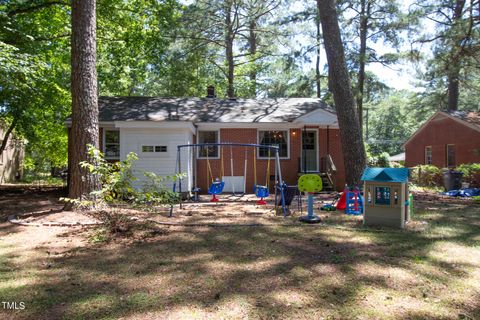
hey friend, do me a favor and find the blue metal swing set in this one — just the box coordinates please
[171,143,287,217]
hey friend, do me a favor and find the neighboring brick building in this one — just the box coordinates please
[69,95,347,192]
[404,111,480,168]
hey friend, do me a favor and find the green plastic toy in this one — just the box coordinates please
[298,174,323,193]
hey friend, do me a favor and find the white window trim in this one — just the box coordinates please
[103,129,120,160]
[425,146,432,165]
[197,130,221,159]
[257,129,290,160]
[300,128,319,172]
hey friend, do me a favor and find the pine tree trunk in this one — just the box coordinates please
[446,0,466,111]
[248,19,257,97]
[225,1,235,98]
[315,0,322,98]
[315,2,321,98]
[318,0,366,186]
[447,67,460,111]
[69,0,100,200]
[357,0,370,135]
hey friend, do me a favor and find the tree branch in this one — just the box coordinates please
[7,1,69,17]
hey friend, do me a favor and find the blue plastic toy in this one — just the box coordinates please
[208,180,225,202]
[254,185,270,205]
[345,187,363,215]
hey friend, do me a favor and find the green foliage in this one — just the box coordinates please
[80,145,138,203]
[410,0,480,111]
[63,145,183,210]
[366,90,419,155]
[136,172,184,207]
[455,163,480,188]
[410,165,443,187]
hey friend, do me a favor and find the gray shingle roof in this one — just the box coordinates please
[98,97,335,123]
[444,110,480,130]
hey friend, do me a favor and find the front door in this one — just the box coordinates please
[301,130,318,172]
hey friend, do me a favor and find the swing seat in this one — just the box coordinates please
[208,181,225,195]
[255,185,270,198]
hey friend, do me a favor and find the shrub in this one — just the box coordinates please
[411,165,443,187]
[135,171,184,207]
[376,152,391,168]
[455,163,480,187]
[80,145,138,203]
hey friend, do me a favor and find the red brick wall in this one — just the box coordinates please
[405,114,480,168]
[196,127,345,192]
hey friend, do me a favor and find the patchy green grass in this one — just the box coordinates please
[0,196,479,319]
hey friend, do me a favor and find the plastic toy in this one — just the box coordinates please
[208,180,225,202]
[361,167,410,229]
[298,174,322,223]
[345,187,363,215]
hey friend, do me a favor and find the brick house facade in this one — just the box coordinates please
[69,96,347,193]
[404,111,480,168]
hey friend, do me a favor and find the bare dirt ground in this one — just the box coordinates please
[0,186,479,320]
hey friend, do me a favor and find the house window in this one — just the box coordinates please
[155,146,167,152]
[104,130,120,159]
[198,131,219,158]
[446,144,455,167]
[425,146,432,165]
[142,145,167,153]
[258,130,288,158]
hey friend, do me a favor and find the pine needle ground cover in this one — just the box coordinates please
[0,189,479,320]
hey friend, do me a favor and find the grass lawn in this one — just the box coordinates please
[0,188,479,319]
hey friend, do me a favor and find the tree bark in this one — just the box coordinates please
[69,0,100,200]
[315,0,322,98]
[447,0,466,111]
[0,119,17,158]
[318,0,366,186]
[225,1,235,98]
[248,18,257,97]
[356,0,370,135]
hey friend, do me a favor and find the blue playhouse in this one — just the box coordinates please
[361,168,411,229]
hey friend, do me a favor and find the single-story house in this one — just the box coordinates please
[404,110,480,168]
[0,125,24,184]
[68,94,347,193]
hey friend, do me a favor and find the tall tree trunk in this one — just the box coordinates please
[318,0,366,186]
[0,119,17,158]
[225,1,235,98]
[248,19,257,97]
[69,0,100,200]
[315,1,321,98]
[357,0,370,136]
[447,66,460,111]
[447,0,466,111]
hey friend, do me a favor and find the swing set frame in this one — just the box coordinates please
[171,143,288,217]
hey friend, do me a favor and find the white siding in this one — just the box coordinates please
[120,128,193,191]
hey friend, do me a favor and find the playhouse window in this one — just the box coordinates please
[425,146,432,165]
[258,130,288,158]
[375,187,391,205]
[446,144,455,167]
[104,130,120,159]
[198,131,219,158]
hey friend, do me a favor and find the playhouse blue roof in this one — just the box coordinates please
[361,168,409,183]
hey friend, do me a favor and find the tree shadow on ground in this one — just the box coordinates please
[0,202,479,319]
